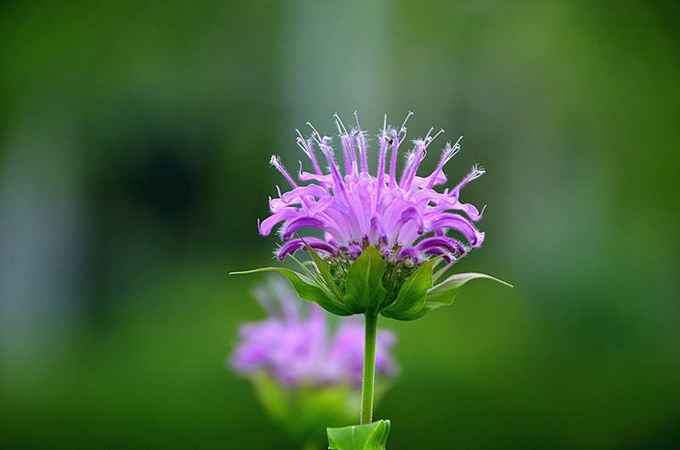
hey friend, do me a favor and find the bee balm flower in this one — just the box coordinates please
[260,112,486,266]
[230,278,398,386]
[234,112,509,321]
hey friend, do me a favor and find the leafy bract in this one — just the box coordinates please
[343,246,387,314]
[409,272,513,319]
[233,262,511,321]
[301,239,344,299]
[230,267,352,316]
[380,257,440,321]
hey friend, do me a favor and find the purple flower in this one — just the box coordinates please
[230,278,397,387]
[259,112,486,265]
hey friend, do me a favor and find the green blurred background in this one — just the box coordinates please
[1,1,679,449]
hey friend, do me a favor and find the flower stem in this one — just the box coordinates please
[360,310,378,424]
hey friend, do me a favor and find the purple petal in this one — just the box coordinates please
[277,239,305,260]
[259,208,300,236]
[428,213,485,247]
[397,246,418,261]
[421,247,452,263]
[398,206,424,234]
[416,236,466,254]
[281,217,327,241]
[303,237,338,256]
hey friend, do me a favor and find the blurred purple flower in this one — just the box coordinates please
[230,278,397,387]
[259,112,485,264]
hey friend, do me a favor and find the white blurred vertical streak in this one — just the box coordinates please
[0,108,84,369]
[280,0,389,134]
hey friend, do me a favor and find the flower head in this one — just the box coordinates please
[230,277,397,387]
[259,112,486,266]
[233,112,509,321]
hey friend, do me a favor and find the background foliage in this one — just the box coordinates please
[1,1,679,449]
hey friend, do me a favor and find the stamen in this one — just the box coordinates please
[466,164,486,182]
[357,131,369,173]
[333,112,349,135]
[399,150,416,188]
[270,155,298,188]
[339,134,352,175]
[389,134,400,189]
[296,130,322,175]
[347,133,358,174]
[306,122,323,145]
[424,127,435,142]
[426,137,462,189]
[376,132,388,201]
[399,111,414,140]
[319,137,350,202]
[426,128,446,148]
[354,111,369,173]
[451,164,486,196]
[402,138,429,190]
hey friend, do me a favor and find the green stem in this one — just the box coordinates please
[360,310,378,424]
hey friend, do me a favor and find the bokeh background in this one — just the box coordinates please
[1,1,679,449]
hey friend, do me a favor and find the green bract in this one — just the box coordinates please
[231,245,512,321]
[343,246,387,314]
[327,420,391,450]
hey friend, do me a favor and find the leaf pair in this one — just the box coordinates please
[340,248,512,320]
[411,272,513,319]
[232,245,512,320]
[383,268,512,321]
[231,244,389,316]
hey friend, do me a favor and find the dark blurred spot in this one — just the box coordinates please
[127,149,199,225]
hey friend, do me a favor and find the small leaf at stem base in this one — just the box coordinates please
[327,420,391,450]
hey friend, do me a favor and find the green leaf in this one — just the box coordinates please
[289,254,323,283]
[301,239,344,300]
[380,257,440,321]
[411,272,513,319]
[327,420,391,450]
[343,246,387,314]
[230,267,353,316]
[252,373,360,441]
